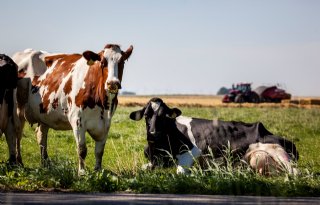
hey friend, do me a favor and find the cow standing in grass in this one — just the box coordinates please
[0,54,20,164]
[130,97,298,175]
[12,44,133,174]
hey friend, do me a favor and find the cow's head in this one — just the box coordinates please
[130,98,181,138]
[82,44,133,94]
[130,98,182,167]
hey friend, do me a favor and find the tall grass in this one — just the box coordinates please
[0,106,319,196]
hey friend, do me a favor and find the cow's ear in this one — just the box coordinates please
[129,109,145,121]
[121,45,133,61]
[82,51,101,65]
[167,108,182,118]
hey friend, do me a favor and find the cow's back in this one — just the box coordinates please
[23,53,84,130]
[177,117,270,156]
[12,49,49,78]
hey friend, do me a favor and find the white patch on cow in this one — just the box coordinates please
[103,47,122,84]
[24,48,34,53]
[12,49,49,78]
[212,119,219,127]
[176,116,196,145]
[151,101,160,111]
[70,58,90,97]
[175,116,203,174]
[176,146,202,174]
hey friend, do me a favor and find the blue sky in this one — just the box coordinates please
[1,0,319,96]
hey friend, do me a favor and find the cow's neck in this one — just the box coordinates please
[164,118,194,156]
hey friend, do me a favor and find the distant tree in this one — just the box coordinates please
[120,91,136,95]
[217,87,229,95]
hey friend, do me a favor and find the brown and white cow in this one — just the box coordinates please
[13,44,133,174]
[0,54,21,164]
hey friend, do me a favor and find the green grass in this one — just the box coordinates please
[0,106,320,196]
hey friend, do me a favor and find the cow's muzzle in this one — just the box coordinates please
[107,81,121,94]
[148,131,162,142]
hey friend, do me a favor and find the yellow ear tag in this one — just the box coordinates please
[87,59,94,66]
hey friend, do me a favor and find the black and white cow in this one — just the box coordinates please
[0,54,20,164]
[130,98,299,174]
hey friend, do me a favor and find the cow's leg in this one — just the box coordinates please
[14,101,26,165]
[36,123,49,166]
[176,146,202,174]
[15,118,24,165]
[94,137,107,171]
[142,145,154,170]
[73,128,87,175]
[4,116,17,165]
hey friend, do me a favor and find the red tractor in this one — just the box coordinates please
[254,86,291,103]
[222,83,260,103]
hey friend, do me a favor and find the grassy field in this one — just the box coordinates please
[0,96,320,196]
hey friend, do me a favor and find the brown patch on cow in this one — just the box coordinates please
[75,52,110,109]
[32,76,41,85]
[44,54,68,68]
[63,77,72,95]
[52,98,59,109]
[34,54,82,113]
[105,44,115,49]
[67,96,72,106]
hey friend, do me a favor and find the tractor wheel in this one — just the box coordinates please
[250,92,260,103]
[272,98,281,103]
[235,94,245,103]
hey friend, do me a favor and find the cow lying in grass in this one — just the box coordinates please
[130,97,298,175]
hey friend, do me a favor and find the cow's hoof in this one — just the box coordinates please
[142,162,153,170]
[41,159,51,168]
[6,157,24,167]
[78,169,86,176]
[94,166,102,172]
[176,165,190,175]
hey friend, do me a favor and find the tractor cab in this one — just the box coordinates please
[223,83,259,103]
